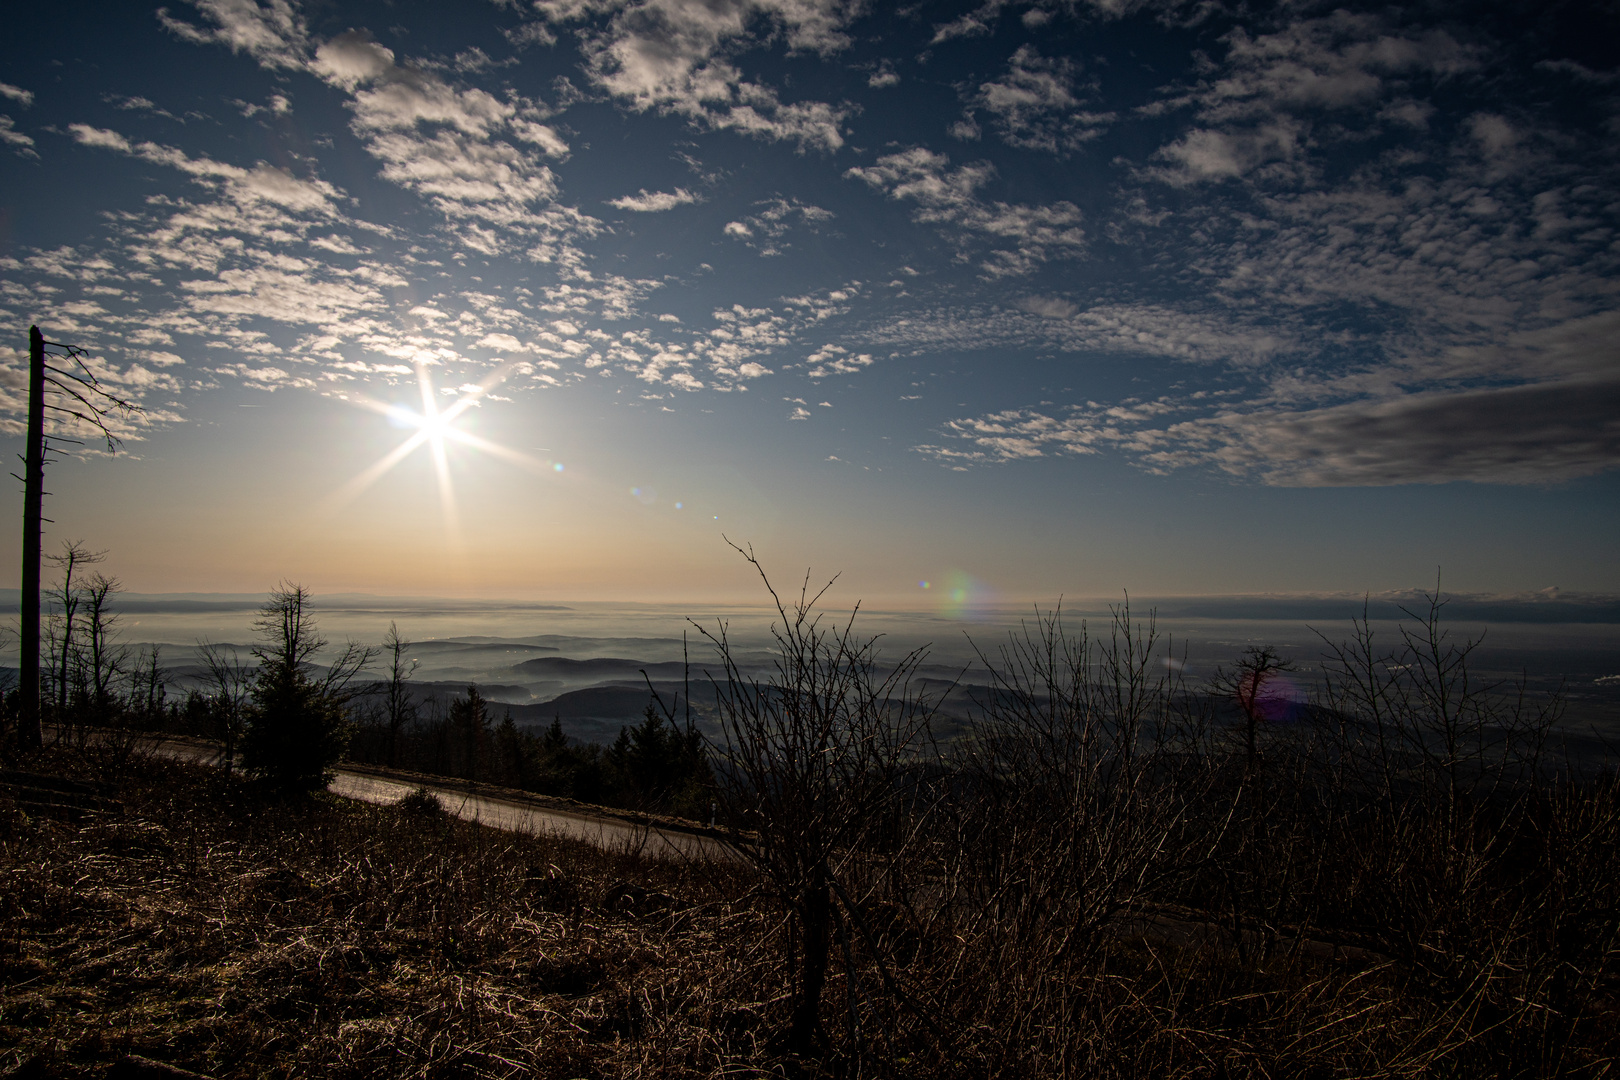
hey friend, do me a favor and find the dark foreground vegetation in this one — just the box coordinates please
[3,553,1618,1076]
[3,723,1618,1078]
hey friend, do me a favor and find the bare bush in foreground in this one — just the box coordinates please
[697,542,942,1055]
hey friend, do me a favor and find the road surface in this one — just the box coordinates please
[135,734,726,861]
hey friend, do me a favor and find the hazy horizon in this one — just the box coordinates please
[7,586,1616,695]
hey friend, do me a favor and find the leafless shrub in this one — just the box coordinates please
[918,599,1205,1070]
[1316,585,1562,807]
[695,541,943,1055]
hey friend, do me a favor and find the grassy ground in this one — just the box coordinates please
[3,745,1617,1078]
[1,748,785,1079]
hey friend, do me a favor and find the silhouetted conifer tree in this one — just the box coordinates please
[241,583,373,793]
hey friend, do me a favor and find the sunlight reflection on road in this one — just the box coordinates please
[329,770,723,861]
[141,736,723,862]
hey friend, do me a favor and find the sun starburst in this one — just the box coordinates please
[324,360,551,531]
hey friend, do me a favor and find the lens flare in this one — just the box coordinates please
[933,570,994,619]
[1237,671,1305,723]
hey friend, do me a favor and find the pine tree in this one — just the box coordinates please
[241,583,373,793]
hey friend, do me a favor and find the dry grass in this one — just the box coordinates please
[0,749,796,1079]
[3,743,1617,1079]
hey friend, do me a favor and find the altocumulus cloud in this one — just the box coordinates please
[608,188,701,212]
[0,0,1615,492]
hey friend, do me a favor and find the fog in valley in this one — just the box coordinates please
[13,589,1613,757]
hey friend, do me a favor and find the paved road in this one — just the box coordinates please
[136,735,726,862]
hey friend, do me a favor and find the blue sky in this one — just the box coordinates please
[0,0,1616,604]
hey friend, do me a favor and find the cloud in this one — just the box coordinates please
[656,282,863,386]
[512,120,571,157]
[561,0,858,100]
[804,344,872,377]
[235,93,292,117]
[68,124,132,152]
[504,21,558,48]
[331,47,590,253]
[1153,121,1304,184]
[608,187,700,211]
[28,0,1612,492]
[160,13,584,256]
[183,267,385,327]
[930,0,1006,44]
[538,0,858,151]
[1017,296,1077,319]
[722,196,833,254]
[1536,58,1620,85]
[106,94,183,122]
[345,66,512,134]
[846,148,1084,274]
[310,31,396,88]
[0,82,34,107]
[1185,377,1620,485]
[476,332,527,352]
[213,362,313,389]
[925,306,1620,486]
[970,45,1113,153]
[320,47,590,254]
[73,126,344,218]
[865,302,1294,366]
[1143,11,1481,185]
[0,116,35,155]
[157,0,311,69]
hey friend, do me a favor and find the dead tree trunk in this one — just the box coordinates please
[17,326,46,749]
[14,324,136,749]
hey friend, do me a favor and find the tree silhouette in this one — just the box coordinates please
[699,542,940,1054]
[198,639,254,775]
[15,326,137,749]
[241,583,374,792]
[380,621,418,768]
[43,541,100,723]
[449,685,489,784]
[1210,645,1297,773]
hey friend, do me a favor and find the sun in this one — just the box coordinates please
[324,359,548,531]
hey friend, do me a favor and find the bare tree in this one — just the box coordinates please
[697,542,941,1054]
[381,621,418,768]
[942,601,1195,1053]
[198,640,254,775]
[1210,644,1298,774]
[1316,581,1560,814]
[81,571,127,719]
[15,326,137,749]
[130,644,166,728]
[42,541,102,724]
